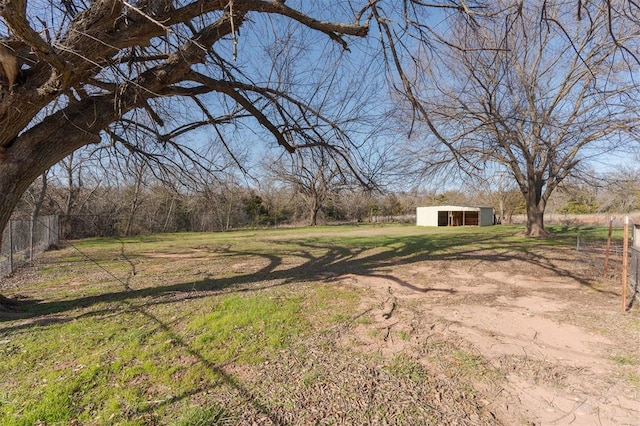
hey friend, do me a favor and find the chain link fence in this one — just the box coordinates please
[0,215,59,278]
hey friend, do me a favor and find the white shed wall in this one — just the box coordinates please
[416,207,439,226]
[416,206,494,227]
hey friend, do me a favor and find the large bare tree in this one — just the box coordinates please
[0,0,378,244]
[379,0,640,236]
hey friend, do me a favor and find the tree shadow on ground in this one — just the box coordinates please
[0,230,608,326]
[0,230,618,423]
[133,308,291,425]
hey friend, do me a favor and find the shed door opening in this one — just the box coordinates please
[437,211,448,226]
[464,211,479,225]
[448,211,479,226]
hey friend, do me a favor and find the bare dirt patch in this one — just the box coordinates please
[332,247,640,425]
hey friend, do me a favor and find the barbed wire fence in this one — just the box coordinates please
[0,215,59,278]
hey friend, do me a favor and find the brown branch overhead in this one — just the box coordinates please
[0,0,67,79]
[0,6,200,146]
[0,0,375,245]
[223,81,352,148]
[371,3,476,174]
[239,0,368,50]
[0,0,378,251]
[0,43,19,89]
[187,70,295,152]
[5,12,240,156]
[168,0,369,40]
[0,0,369,152]
[0,0,132,146]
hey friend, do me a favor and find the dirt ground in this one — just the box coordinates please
[2,235,639,425]
[324,246,640,425]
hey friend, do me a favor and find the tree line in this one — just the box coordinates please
[12,146,640,239]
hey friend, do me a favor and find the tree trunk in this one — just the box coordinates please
[0,162,46,248]
[29,171,49,261]
[162,196,175,233]
[524,178,549,237]
[0,163,42,312]
[310,197,320,226]
[525,203,547,237]
[0,101,105,309]
[63,154,77,217]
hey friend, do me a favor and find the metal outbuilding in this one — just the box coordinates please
[416,205,495,227]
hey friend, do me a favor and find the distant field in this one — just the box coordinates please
[0,224,637,425]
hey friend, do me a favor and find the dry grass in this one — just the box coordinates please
[0,224,638,425]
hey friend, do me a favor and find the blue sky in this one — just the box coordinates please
[12,0,639,195]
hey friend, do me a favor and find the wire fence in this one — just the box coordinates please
[628,247,640,305]
[575,234,622,279]
[576,235,624,257]
[1,214,639,307]
[0,215,59,278]
[628,222,640,306]
[575,221,639,309]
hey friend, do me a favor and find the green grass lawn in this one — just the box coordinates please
[0,223,626,424]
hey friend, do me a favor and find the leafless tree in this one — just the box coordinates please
[53,151,101,217]
[265,148,347,226]
[18,170,48,260]
[598,165,640,212]
[0,0,378,246]
[333,188,375,223]
[193,176,248,231]
[378,0,640,236]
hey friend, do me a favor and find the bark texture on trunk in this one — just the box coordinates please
[310,206,320,226]
[523,178,549,237]
[525,207,547,237]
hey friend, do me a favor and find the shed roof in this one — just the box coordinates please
[418,205,493,212]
